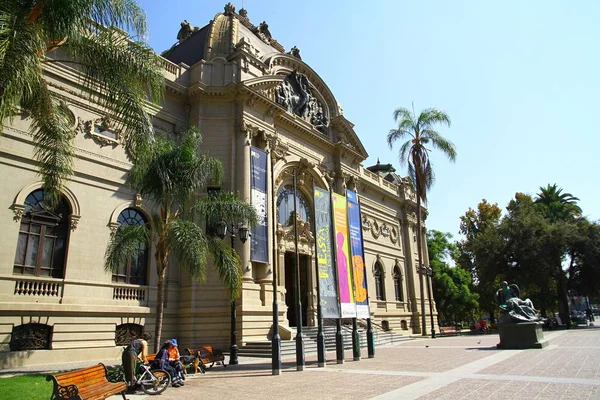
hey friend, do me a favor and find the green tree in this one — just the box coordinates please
[0,0,164,205]
[105,127,257,350]
[387,105,457,335]
[569,219,600,299]
[457,200,504,322]
[532,185,582,325]
[500,193,560,316]
[427,230,479,324]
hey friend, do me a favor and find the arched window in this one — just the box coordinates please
[112,208,148,285]
[276,185,311,226]
[13,189,70,278]
[393,266,403,302]
[374,262,385,301]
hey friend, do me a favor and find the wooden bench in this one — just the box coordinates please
[439,326,461,336]
[186,346,226,373]
[46,363,127,400]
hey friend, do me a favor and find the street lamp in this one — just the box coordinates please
[420,265,435,339]
[216,221,250,365]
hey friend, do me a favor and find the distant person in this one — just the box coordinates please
[122,333,151,389]
[153,340,184,387]
[168,338,185,381]
[586,308,594,322]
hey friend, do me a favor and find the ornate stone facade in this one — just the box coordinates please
[0,5,434,368]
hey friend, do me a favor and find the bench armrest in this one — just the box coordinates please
[52,383,79,400]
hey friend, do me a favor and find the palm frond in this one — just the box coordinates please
[129,127,224,207]
[422,129,457,162]
[166,219,209,281]
[104,223,150,273]
[22,83,76,205]
[206,235,242,299]
[28,0,148,42]
[418,108,451,130]
[62,28,163,163]
[195,191,259,229]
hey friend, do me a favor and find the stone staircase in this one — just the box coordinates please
[237,323,412,358]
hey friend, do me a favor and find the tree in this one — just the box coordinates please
[533,185,582,326]
[457,200,504,322]
[427,230,479,324]
[105,127,258,350]
[0,1,164,205]
[387,106,457,335]
[569,219,600,299]
[535,184,582,222]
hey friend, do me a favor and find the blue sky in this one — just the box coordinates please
[138,0,600,238]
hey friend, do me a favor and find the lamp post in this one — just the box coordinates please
[216,221,250,365]
[421,265,435,339]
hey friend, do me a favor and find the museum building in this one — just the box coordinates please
[0,3,437,368]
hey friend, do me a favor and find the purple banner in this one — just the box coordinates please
[347,190,369,318]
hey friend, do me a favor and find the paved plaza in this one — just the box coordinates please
[2,328,598,399]
[98,328,600,400]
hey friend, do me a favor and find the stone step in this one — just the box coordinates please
[237,326,412,358]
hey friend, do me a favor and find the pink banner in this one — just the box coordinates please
[332,192,356,318]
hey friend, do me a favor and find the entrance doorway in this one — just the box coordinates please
[284,252,309,327]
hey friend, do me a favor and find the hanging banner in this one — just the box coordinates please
[347,190,370,319]
[332,192,356,318]
[314,187,341,319]
[250,147,268,263]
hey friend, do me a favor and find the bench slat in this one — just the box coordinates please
[47,363,126,400]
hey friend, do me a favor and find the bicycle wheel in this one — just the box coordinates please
[140,369,171,395]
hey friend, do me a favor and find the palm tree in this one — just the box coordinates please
[535,184,582,222]
[0,0,164,206]
[534,184,582,327]
[387,106,457,336]
[105,127,258,350]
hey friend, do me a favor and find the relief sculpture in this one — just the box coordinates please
[275,71,329,134]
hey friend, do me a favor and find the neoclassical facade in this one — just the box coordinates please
[0,4,437,368]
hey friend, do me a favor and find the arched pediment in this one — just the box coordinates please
[262,53,340,120]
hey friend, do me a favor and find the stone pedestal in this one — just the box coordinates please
[497,322,548,349]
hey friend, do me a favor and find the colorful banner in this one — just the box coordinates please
[314,187,341,319]
[250,147,268,263]
[347,190,370,319]
[332,192,356,318]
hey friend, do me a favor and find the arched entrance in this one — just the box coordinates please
[276,183,315,328]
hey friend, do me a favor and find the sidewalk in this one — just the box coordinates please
[2,327,598,399]
[105,327,600,399]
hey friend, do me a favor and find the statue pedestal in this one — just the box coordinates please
[497,322,548,349]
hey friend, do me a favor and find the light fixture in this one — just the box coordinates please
[238,226,249,243]
[216,220,228,239]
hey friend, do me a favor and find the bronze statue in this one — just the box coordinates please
[496,281,540,323]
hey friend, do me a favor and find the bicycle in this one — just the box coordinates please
[108,362,171,395]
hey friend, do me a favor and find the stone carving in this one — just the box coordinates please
[238,8,248,18]
[390,226,398,244]
[361,215,371,231]
[380,223,390,238]
[275,71,329,134]
[135,194,143,207]
[371,220,380,239]
[269,136,289,161]
[76,116,121,147]
[288,46,302,60]
[496,281,540,323]
[224,2,235,15]
[252,21,272,43]
[69,215,80,231]
[317,162,335,186]
[177,20,199,43]
[11,204,25,222]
